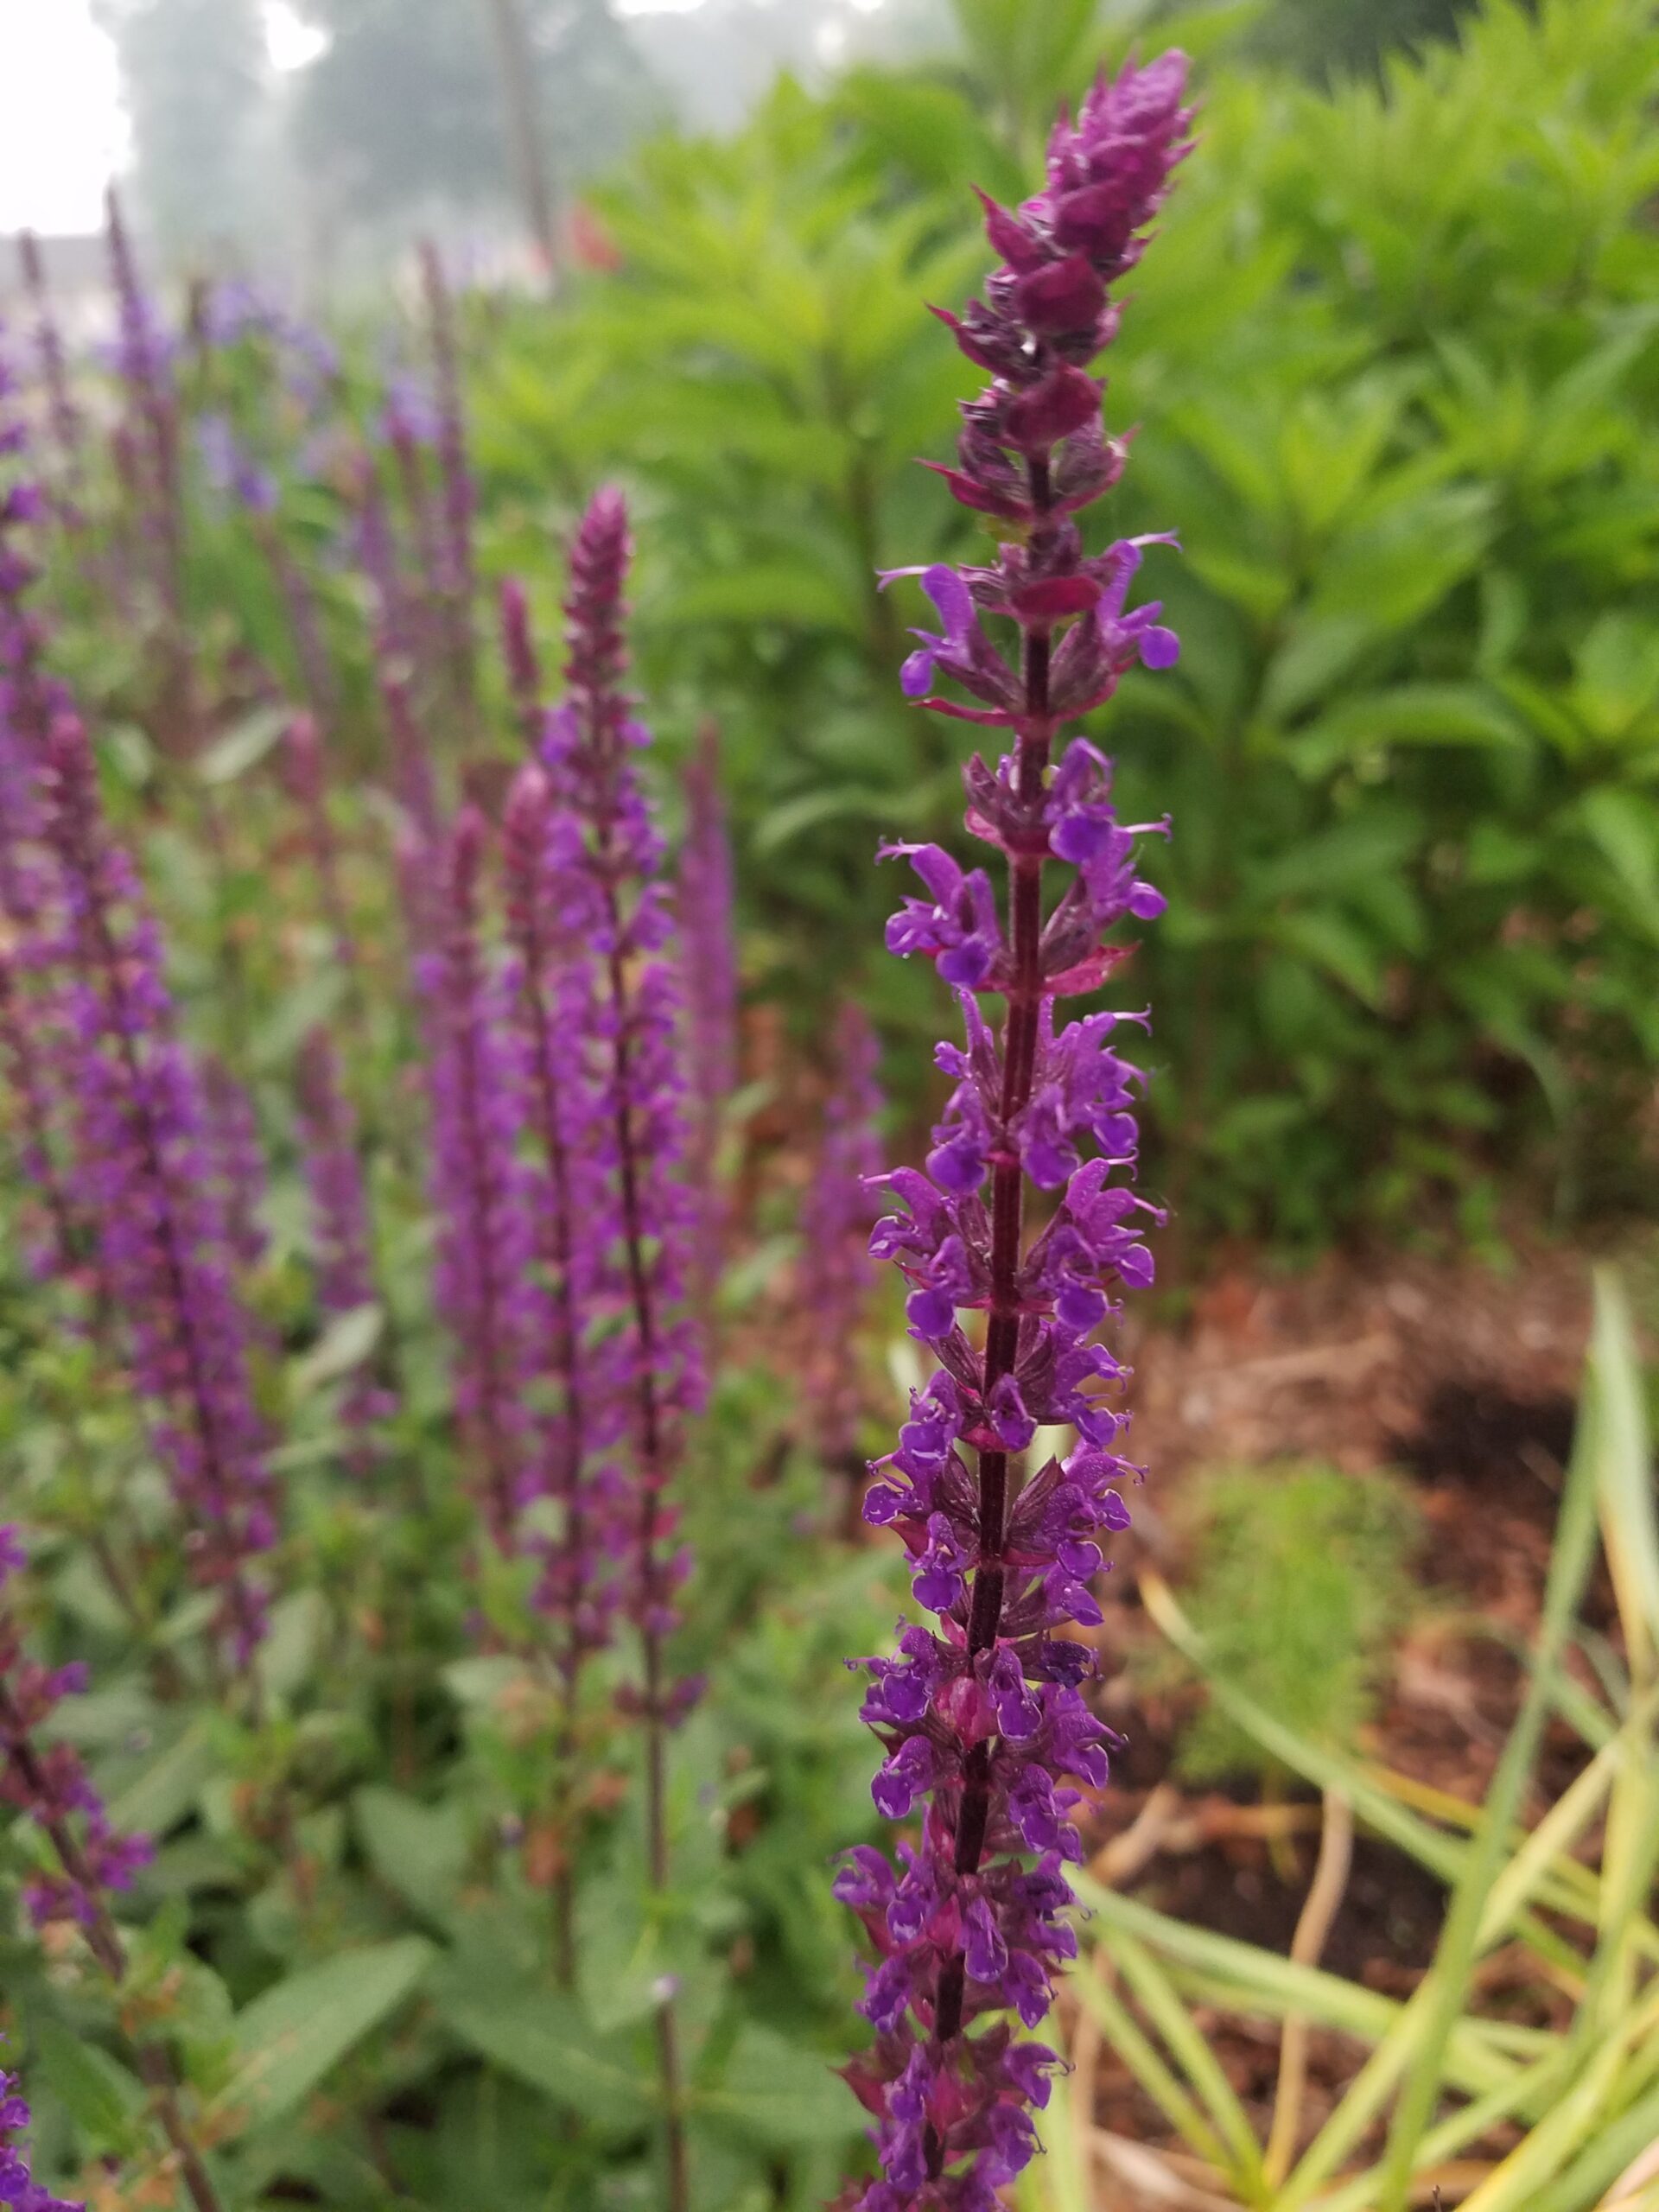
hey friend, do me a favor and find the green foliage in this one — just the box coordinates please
[473,0,1659,1244]
[1172,1462,1421,1785]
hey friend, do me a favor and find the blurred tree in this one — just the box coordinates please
[1255,0,1479,78]
[93,0,269,259]
[289,0,659,244]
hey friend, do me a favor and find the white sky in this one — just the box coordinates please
[0,0,127,233]
[0,0,880,237]
[0,0,323,236]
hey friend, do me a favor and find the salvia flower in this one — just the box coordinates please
[0,1530,154,1930]
[838,52,1192,2208]
[677,723,740,1300]
[800,1001,884,1471]
[296,1029,394,1469]
[501,763,620,1653]
[37,719,275,1667]
[281,713,356,970]
[544,483,703,2202]
[103,191,183,620]
[1,2066,85,2212]
[418,242,479,718]
[543,490,703,1698]
[18,230,84,474]
[415,808,537,1550]
[200,1058,269,1275]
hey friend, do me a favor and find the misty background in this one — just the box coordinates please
[7,0,1476,291]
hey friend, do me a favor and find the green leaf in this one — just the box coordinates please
[107,1722,215,1837]
[1249,809,1421,901]
[218,1936,435,2139]
[692,2024,860,2148]
[1376,1335,1605,2208]
[1269,909,1387,1007]
[30,2019,144,2149]
[196,704,290,786]
[1587,1271,1659,1689]
[577,1866,690,2035]
[354,1786,468,1927]
[433,1978,651,2130]
[1287,683,1523,774]
[289,1303,385,1399]
[1580,787,1659,941]
[254,1588,327,1704]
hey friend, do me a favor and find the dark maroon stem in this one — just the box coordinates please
[513,903,588,1988]
[927,466,1056,2120]
[594,872,688,2210]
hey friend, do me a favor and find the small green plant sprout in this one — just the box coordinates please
[1170,1459,1421,1790]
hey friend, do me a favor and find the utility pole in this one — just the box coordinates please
[479,0,562,289]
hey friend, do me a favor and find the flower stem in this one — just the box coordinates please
[601,912,689,2212]
[929,474,1055,2096]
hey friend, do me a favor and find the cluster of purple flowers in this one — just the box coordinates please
[541,493,705,1700]
[418,805,541,1551]
[801,1001,886,1471]
[404,489,707,1744]
[1,2069,84,2212]
[296,1029,397,1467]
[0,324,276,1671]
[37,722,276,1666]
[0,1529,153,1932]
[499,762,621,1675]
[677,723,740,1299]
[838,52,1192,2207]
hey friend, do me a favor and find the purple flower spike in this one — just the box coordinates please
[838,50,1190,2212]
[36,720,276,1669]
[500,760,620,1681]
[800,1001,884,1476]
[416,808,536,1552]
[545,490,704,1701]
[677,722,740,1304]
[1,1532,154,1937]
[296,1031,394,1472]
[0,2064,86,2212]
[543,489,704,2177]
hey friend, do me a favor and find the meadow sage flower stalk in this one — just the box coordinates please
[2,1536,221,2212]
[1,2066,84,2212]
[37,719,276,1669]
[296,1028,395,1471]
[416,808,537,1551]
[677,723,740,1304]
[0,1529,153,1929]
[419,242,480,737]
[17,232,84,474]
[281,713,356,976]
[801,1001,884,1484]
[104,189,182,629]
[836,54,1192,2207]
[501,758,623,1980]
[545,490,702,2206]
[200,1058,269,1275]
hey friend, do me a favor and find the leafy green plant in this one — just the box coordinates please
[1168,1461,1421,1788]
[470,0,1659,1245]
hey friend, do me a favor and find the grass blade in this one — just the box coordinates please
[1376,1332,1604,2210]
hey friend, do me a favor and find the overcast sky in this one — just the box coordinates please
[0,0,876,238]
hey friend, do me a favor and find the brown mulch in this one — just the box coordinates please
[1052,1231,1653,2203]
